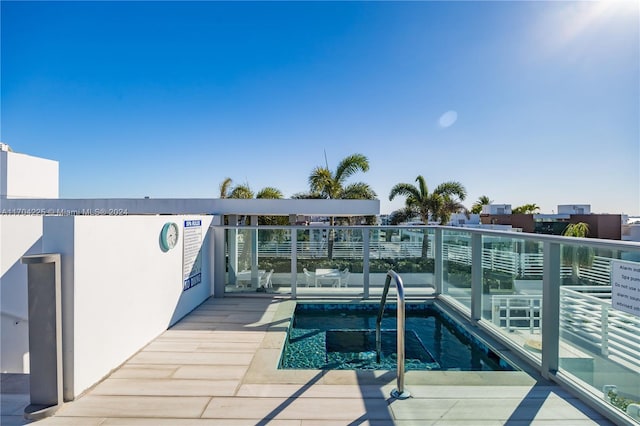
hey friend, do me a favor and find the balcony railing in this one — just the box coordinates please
[237,239,613,285]
[218,225,640,424]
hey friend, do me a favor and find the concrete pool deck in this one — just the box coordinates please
[2,296,615,425]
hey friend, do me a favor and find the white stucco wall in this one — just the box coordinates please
[41,214,213,397]
[1,150,59,199]
[0,215,43,373]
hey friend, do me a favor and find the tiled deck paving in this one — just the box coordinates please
[3,296,617,425]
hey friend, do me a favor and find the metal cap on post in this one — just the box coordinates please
[20,253,63,420]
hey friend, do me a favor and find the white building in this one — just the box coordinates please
[0,144,59,199]
[558,204,591,215]
[481,204,512,215]
[1,146,59,372]
[0,148,380,377]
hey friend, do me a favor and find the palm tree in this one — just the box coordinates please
[219,177,233,199]
[256,187,283,200]
[512,204,540,214]
[308,153,372,199]
[563,222,589,238]
[389,208,415,226]
[229,183,254,200]
[220,179,287,268]
[307,153,375,258]
[471,195,492,214]
[389,177,467,224]
[219,178,254,200]
[389,176,467,256]
[562,222,593,284]
[385,207,415,242]
[435,192,469,225]
[221,181,255,269]
[256,187,288,226]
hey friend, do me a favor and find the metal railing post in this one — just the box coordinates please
[542,241,561,379]
[212,217,226,298]
[601,304,609,357]
[291,228,297,299]
[250,220,259,287]
[471,233,483,322]
[363,229,370,299]
[434,228,443,295]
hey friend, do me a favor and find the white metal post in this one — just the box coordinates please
[211,217,226,298]
[542,241,561,378]
[435,228,443,295]
[291,228,297,298]
[471,233,483,322]
[601,304,609,356]
[363,229,370,299]
[227,215,238,287]
[250,216,259,287]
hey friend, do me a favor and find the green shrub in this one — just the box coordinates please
[256,257,435,274]
[607,390,639,413]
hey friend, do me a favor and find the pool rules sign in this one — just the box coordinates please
[182,220,202,291]
[611,260,640,317]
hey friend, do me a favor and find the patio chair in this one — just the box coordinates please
[236,270,251,288]
[260,269,274,289]
[340,268,350,288]
[303,268,315,287]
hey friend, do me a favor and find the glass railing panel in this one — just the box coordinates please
[558,244,640,420]
[480,235,543,360]
[442,229,472,311]
[224,228,262,293]
[257,228,292,294]
[296,226,363,296]
[368,227,435,297]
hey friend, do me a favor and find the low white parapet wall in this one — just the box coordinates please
[41,214,214,398]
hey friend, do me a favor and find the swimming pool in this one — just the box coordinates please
[279,303,515,371]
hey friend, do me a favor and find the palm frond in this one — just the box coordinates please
[256,187,283,199]
[229,183,254,199]
[433,181,467,201]
[335,153,369,184]
[389,183,420,201]
[342,182,377,200]
[415,175,429,199]
[219,177,233,198]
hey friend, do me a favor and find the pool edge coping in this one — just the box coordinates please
[242,298,543,387]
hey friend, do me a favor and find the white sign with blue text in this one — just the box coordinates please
[610,259,640,317]
[182,220,202,291]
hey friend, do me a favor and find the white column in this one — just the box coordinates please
[211,216,226,298]
[228,215,238,287]
[250,216,259,287]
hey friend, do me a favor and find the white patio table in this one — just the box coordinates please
[236,270,265,288]
[314,268,342,287]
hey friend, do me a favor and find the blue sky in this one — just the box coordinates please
[2,1,638,215]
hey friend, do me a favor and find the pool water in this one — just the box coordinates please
[279,303,515,371]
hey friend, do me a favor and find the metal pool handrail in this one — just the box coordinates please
[376,269,411,399]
